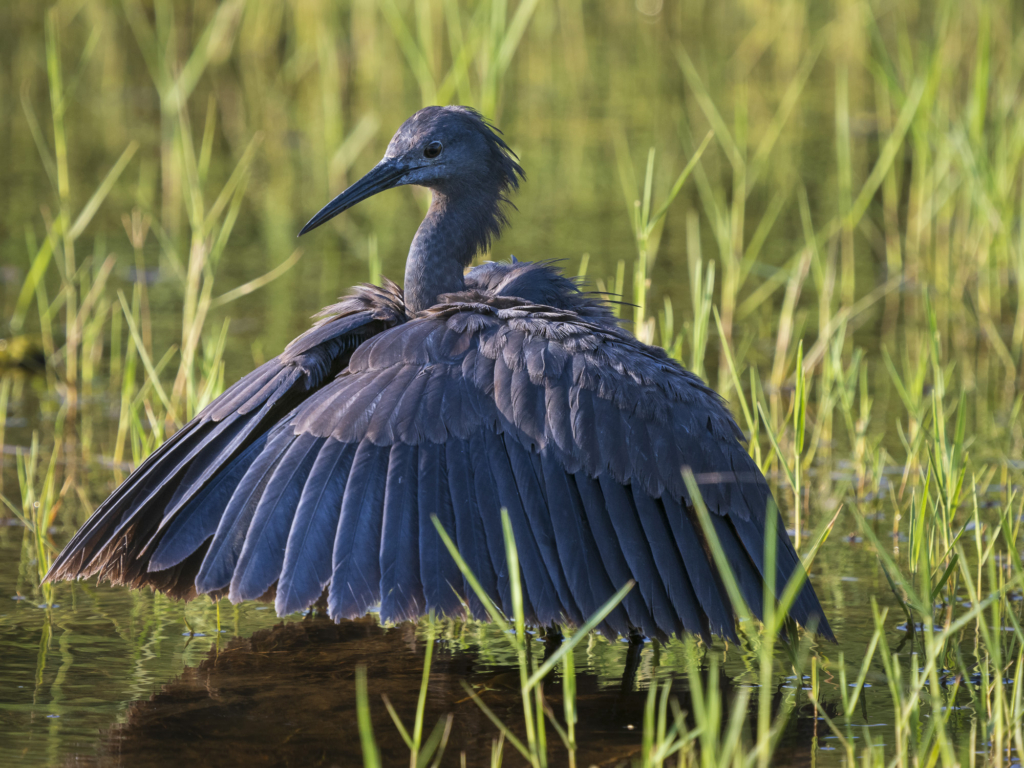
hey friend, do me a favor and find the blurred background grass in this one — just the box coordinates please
[2,0,1022,442]
[2,0,1024,765]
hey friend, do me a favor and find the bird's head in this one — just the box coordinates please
[299,106,524,236]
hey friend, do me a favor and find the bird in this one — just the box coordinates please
[46,106,833,644]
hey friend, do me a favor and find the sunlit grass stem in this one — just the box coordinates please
[7,1,1024,764]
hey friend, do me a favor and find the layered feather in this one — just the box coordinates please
[45,263,833,642]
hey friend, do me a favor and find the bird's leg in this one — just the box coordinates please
[619,629,646,693]
[543,624,563,664]
[308,587,329,620]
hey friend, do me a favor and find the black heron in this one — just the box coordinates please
[47,106,832,643]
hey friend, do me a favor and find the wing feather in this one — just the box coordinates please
[276,440,358,615]
[469,431,515,617]
[504,436,581,626]
[49,267,832,642]
[51,419,220,578]
[630,487,706,639]
[330,440,389,619]
[708,513,766,620]
[446,439,498,618]
[364,366,421,444]
[596,474,678,641]
[47,294,399,587]
[230,433,326,603]
[328,366,406,442]
[148,430,270,571]
[380,443,423,622]
[572,472,658,636]
[484,430,563,625]
[661,494,735,639]
[194,429,298,594]
[418,442,464,617]
[537,455,628,636]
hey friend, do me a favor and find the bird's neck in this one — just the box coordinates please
[404,186,499,313]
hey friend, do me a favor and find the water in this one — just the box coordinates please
[0,485,943,765]
[2,0,1022,765]
[3,526,997,764]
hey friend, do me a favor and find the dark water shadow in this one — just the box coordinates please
[71,617,833,767]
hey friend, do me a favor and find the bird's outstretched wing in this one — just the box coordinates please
[274,298,829,641]
[44,282,406,599]
[49,286,832,643]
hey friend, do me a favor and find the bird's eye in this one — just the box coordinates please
[423,141,443,159]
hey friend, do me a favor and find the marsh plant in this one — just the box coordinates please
[1,0,1023,765]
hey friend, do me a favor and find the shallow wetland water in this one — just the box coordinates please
[2,0,1024,765]
[1,525,916,766]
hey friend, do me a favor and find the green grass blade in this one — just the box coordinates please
[355,666,382,768]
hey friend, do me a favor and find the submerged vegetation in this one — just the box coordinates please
[1,0,1023,765]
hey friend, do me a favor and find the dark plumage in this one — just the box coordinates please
[46,105,833,643]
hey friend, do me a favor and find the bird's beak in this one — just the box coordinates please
[298,160,408,236]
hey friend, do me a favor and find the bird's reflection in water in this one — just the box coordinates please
[82,617,828,767]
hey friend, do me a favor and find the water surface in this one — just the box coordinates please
[1,0,1021,765]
